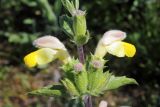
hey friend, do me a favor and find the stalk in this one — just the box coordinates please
[77,45,92,107]
[77,45,85,64]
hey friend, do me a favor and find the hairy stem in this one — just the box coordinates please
[84,95,93,107]
[77,45,85,64]
[77,45,92,107]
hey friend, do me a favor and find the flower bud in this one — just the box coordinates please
[91,60,103,69]
[73,10,89,45]
[73,11,86,36]
[99,100,108,107]
[74,63,83,72]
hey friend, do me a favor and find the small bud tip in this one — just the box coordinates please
[74,63,83,72]
[91,60,103,69]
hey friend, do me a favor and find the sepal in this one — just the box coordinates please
[72,11,90,45]
[59,15,74,38]
[61,58,79,72]
[73,12,86,37]
[61,0,75,14]
[74,0,79,10]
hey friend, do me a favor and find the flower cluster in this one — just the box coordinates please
[24,30,137,99]
[24,30,136,68]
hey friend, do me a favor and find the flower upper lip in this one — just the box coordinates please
[101,30,126,45]
[33,35,66,50]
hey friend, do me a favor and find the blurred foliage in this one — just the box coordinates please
[0,0,160,107]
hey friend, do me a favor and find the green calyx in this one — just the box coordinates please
[73,11,86,37]
[72,11,90,45]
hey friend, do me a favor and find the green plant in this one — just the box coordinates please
[23,0,138,107]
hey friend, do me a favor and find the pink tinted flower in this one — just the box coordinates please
[74,63,83,72]
[91,60,103,69]
[99,100,108,107]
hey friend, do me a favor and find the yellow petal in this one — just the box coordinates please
[24,51,37,68]
[36,48,58,65]
[24,48,57,68]
[106,41,125,57]
[122,42,136,57]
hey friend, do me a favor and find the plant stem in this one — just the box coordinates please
[84,95,93,107]
[77,45,85,64]
[77,45,92,107]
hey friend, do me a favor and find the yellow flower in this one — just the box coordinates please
[24,36,71,68]
[24,48,57,67]
[95,30,136,58]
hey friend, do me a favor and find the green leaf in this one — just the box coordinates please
[61,0,75,14]
[22,0,37,7]
[96,71,112,93]
[74,70,88,94]
[105,75,138,90]
[62,78,80,96]
[53,0,62,16]
[23,18,34,25]
[5,32,39,44]
[88,70,103,95]
[59,15,74,38]
[28,84,65,97]
[38,0,57,24]
[74,0,79,10]
[88,70,111,95]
